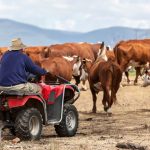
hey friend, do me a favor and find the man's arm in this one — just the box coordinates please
[24,55,47,75]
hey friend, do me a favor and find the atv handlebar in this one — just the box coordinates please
[53,74,80,104]
[55,75,80,103]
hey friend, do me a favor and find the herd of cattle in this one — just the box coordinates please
[0,39,150,113]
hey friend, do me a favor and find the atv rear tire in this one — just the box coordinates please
[15,108,42,140]
[55,104,78,137]
[9,127,16,136]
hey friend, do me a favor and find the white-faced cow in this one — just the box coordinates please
[80,42,122,113]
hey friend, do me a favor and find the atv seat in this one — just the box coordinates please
[0,90,40,96]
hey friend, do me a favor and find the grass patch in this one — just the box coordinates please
[129,70,136,77]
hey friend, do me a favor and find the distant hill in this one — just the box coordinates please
[0,19,150,47]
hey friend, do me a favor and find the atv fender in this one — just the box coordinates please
[65,85,80,104]
[7,95,43,109]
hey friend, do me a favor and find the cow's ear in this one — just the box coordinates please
[42,47,51,58]
[77,56,80,61]
[100,41,105,49]
[82,58,86,64]
[106,46,109,51]
[26,52,30,56]
[145,70,148,74]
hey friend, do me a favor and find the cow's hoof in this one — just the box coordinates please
[106,109,112,116]
[120,84,123,88]
[134,82,138,86]
[80,87,88,91]
[92,109,96,113]
[127,81,131,84]
[107,112,112,117]
[104,106,109,112]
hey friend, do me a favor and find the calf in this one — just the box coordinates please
[63,55,90,90]
[142,70,150,87]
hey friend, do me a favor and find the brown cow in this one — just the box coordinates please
[42,42,95,90]
[80,43,122,113]
[90,42,142,84]
[0,47,8,59]
[40,56,73,83]
[0,51,3,60]
[24,46,47,64]
[0,46,45,62]
[114,39,150,84]
[44,42,95,61]
[45,43,78,57]
[26,47,81,81]
[0,47,8,62]
[26,49,80,83]
[89,42,114,60]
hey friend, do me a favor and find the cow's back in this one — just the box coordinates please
[41,56,73,81]
[114,39,150,70]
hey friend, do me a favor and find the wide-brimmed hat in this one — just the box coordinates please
[9,38,26,51]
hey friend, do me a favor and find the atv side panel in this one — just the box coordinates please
[46,86,65,124]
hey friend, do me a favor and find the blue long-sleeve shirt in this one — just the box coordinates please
[0,50,47,86]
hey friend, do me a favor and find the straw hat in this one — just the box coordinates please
[9,38,26,51]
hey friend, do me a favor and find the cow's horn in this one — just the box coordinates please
[85,58,92,62]
[73,55,78,58]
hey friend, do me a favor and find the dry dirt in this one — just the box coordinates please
[1,78,150,150]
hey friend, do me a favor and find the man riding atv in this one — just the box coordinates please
[0,38,80,140]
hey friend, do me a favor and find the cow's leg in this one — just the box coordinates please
[73,75,80,86]
[134,67,141,84]
[125,71,130,83]
[102,71,112,112]
[102,86,111,112]
[110,89,117,108]
[90,87,97,113]
[81,80,88,91]
[111,67,122,106]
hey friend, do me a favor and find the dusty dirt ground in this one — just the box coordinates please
[1,77,150,150]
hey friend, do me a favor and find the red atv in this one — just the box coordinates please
[0,77,80,140]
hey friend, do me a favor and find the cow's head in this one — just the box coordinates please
[106,45,112,51]
[0,51,3,60]
[71,56,82,76]
[97,41,108,61]
[25,50,42,65]
[63,55,82,77]
[142,69,150,87]
[41,47,51,58]
[63,55,80,63]
[79,58,93,81]
[25,46,51,66]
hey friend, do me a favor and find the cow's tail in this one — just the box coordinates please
[114,44,120,65]
[110,63,122,103]
[113,41,124,65]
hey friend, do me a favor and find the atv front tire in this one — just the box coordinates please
[55,104,78,137]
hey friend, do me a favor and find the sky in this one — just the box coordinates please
[0,0,150,32]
